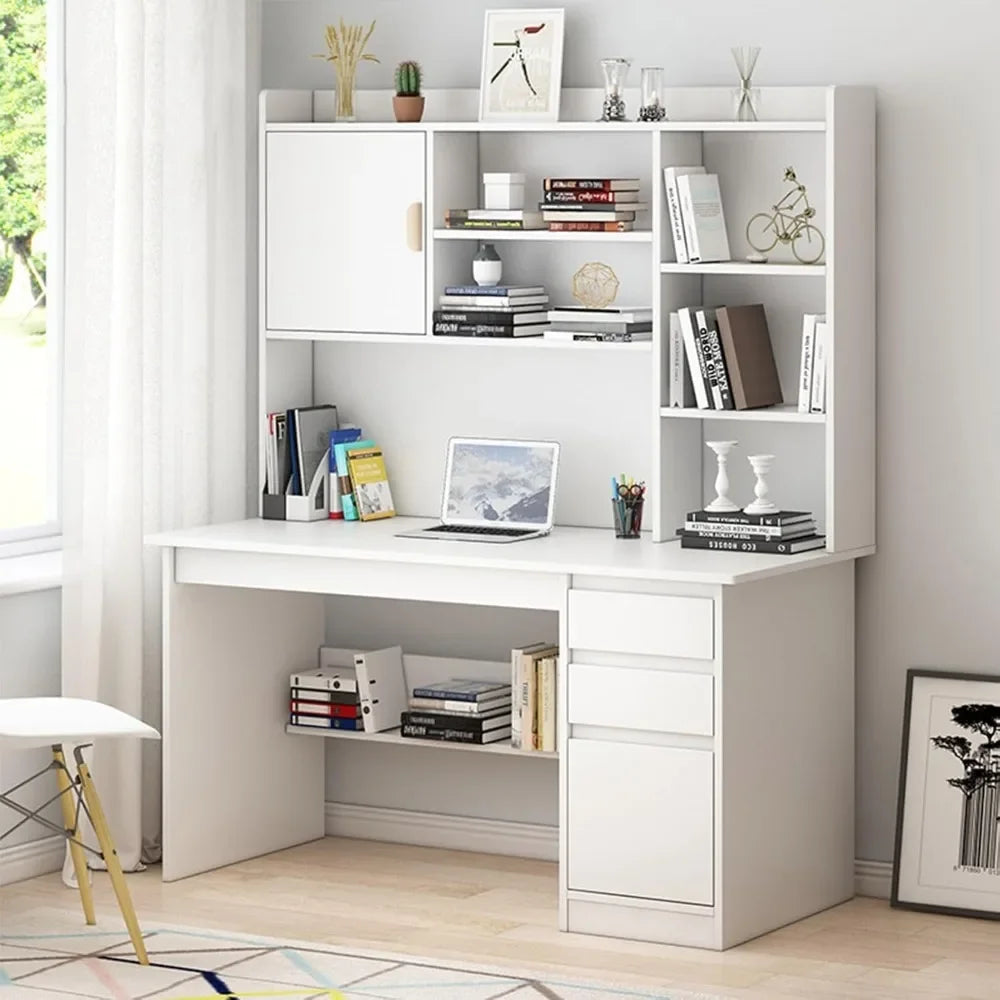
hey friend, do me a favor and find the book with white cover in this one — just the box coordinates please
[797,314,824,412]
[676,173,731,263]
[678,307,711,409]
[354,645,409,733]
[810,321,830,414]
[662,166,706,263]
[668,311,696,407]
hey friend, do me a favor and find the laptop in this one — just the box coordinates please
[396,437,560,543]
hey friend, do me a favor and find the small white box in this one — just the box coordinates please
[483,172,525,210]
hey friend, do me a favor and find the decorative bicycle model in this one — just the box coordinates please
[746,167,825,265]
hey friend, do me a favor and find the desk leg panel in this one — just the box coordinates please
[162,551,326,880]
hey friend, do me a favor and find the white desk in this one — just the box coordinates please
[151,517,861,949]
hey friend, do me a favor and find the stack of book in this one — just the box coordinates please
[797,314,829,414]
[443,209,544,230]
[662,166,731,263]
[288,667,364,730]
[327,429,395,521]
[434,285,549,338]
[669,304,782,411]
[544,306,652,344]
[540,178,646,232]
[511,641,559,752]
[676,510,826,555]
[400,679,513,745]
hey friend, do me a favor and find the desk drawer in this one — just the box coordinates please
[569,663,713,736]
[568,590,714,660]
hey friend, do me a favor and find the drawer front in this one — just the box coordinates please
[569,663,713,736]
[568,739,714,905]
[568,590,714,659]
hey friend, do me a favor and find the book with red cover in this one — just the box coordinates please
[543,178,640,191]
[546,221,635,232]
[542,189,639,204]
[290,700,361,718]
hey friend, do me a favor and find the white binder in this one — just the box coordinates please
[354,645,409,734]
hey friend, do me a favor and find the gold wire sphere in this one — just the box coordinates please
[571,261,620,309]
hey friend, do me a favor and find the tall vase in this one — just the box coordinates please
[732,46,761,122]
[335,67,357,122]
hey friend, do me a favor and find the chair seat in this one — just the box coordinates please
[0,698,160,749]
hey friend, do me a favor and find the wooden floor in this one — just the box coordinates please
[2,837,999,999]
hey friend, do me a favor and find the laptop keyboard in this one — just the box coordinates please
[424,524,537,538]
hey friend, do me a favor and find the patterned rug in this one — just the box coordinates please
[0,916,721,1000]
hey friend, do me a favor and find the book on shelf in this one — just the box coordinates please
[677,307,711,409]
[547,306,652,324]
[546,220,635,232]
[548,321,652,335]
[400,723,512,745]
[540,209,637,223]
[797,314,825,412]
[435,310,548,326]
[344,442,394,521]
[537,201,649,214]
[695,307,735,410]
[401,709,510,733]
[668,311,696,407]
[809,321,830,414]
[538,655,557,753]
[288,404,338,495]
[443,284,544,297]
[444,210,545,230]
[681,519,817,540]
[542,188,640,204]
[662,166,706,264]
[715,304,783,410]
[332,438,373,522]
[439,293,549,308]
[290,715,365,730]
[432,321,547,338]
[676,173,731,263]
[408,695,512,714]
[510,641,558,751]
[543,178,640,191]
[676,530,827,555]
[328,427,363,519]
[410,680,511,702]
[543,330,651,343]
[686,509,813,527]
[290,700,362,718]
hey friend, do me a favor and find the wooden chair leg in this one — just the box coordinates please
[74,757,149,965]
[51,746,95,926]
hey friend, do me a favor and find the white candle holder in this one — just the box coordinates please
[705,441,740,512]
[744,453,778,514]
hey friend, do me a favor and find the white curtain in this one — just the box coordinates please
[61,0,255,871]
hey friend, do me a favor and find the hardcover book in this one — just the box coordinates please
[686,509,813,527]
[433,311,548,325]
[678,307,711,409]
[543,178,640,191]
[716,304,782,410]
[400,724,512,744]
[540,209,637,223]
[401,709,510,732]
[410,679,512,702]
[676,173,731,263]
[432,322,547,338]
[677,531,827,555]
[345,446,395,521]
[662,166,706,264]
[545,221,634,232]
[408,696,513,714]
[442,285,544,297]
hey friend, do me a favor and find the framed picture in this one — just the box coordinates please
[479,9,565,122]
[892,668,1000,918]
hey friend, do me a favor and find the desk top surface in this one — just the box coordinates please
[148,517,870,587]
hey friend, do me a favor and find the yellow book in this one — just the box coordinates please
[346,446,395,521]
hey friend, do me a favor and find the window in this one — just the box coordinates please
[0,0,61,552]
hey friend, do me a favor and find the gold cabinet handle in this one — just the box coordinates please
[406,202,423,252]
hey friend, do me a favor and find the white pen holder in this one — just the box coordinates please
[263,448,330,522]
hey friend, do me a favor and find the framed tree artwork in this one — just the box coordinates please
[479,9,565,122]
[892,669,1000,918]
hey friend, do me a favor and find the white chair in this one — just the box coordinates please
[0,698,160,964]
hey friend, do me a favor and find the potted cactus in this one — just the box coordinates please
[393,61,424,122]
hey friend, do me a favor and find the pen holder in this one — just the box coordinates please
[612,497,644,538]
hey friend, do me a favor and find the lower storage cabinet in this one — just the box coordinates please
[567,739,714,906]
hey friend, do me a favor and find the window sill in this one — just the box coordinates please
[0,550,63,598]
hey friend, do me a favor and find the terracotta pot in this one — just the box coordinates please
[392,95,425,123]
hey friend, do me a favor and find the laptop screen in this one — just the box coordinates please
[443,438,560,528]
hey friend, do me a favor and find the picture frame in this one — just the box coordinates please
[892,668,1000,918]
[479,8,565,122]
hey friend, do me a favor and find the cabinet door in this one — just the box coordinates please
[266,131,425,335]
[568,739,714,905]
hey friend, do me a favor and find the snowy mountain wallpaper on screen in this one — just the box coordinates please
[446,442,555,524]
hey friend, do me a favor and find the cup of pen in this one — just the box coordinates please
[612,479,645,539]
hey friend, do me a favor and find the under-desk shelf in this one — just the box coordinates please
[434,228,653,243]
[659,404,826,424]
[286,723,558,759]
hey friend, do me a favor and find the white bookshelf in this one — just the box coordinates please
[259,85,874,555]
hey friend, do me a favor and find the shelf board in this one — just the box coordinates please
[267,120,827,134]
[659,404,826,424]
[286,724,558,759]
[659,262,826,276]
[434,228,653,243]
[266,330,652,351]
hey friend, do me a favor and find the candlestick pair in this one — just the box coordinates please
[705,441,778,515]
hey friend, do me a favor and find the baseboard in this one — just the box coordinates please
[325,802,558,861]
[0,835,63,886]
[324,803,890,897]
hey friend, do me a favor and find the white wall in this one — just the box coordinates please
[0,589,62,854]
[262,0,1000,864]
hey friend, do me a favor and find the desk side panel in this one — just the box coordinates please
[162,549,326,880]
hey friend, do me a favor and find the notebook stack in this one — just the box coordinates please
[434,285,549,338]
[400,679,513,745]
[676,510,826,555]
[543,305,653,344]
[288,667,364,730]
[540,178,647,232]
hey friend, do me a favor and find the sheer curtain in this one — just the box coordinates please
[61,0,256,871]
